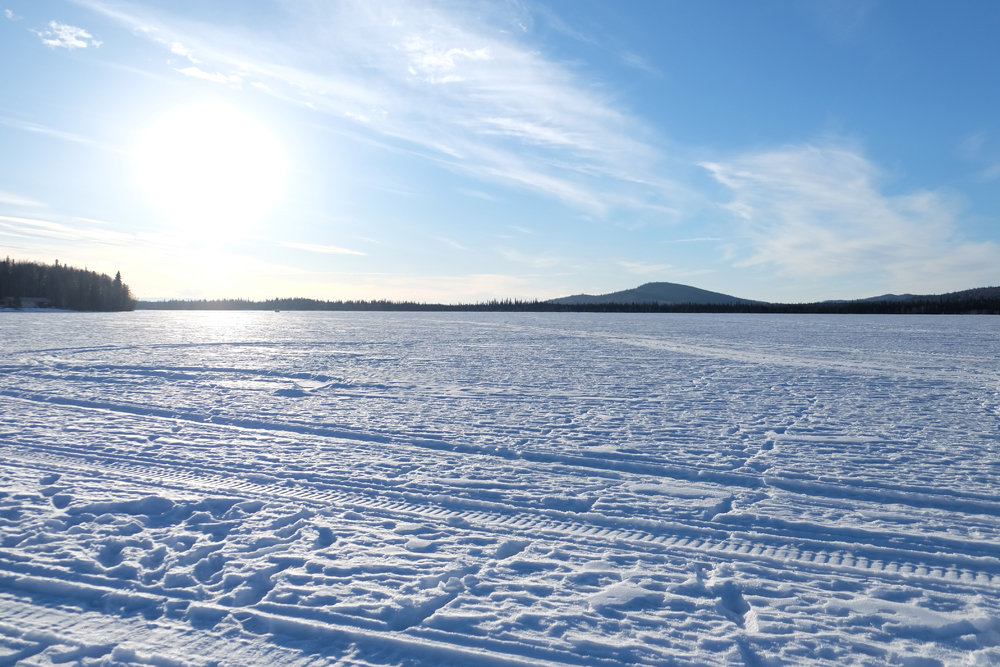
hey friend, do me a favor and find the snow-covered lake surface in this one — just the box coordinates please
[2,311,999,666]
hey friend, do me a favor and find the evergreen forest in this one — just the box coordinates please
[1,257,135,311]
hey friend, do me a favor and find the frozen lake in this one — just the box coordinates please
[2,312,999,666]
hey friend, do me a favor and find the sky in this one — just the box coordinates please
[2,0,999,303]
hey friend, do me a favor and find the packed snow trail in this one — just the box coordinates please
[1,312,999,666]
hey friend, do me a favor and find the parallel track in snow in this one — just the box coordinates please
[4,405,1000,593]
[5,432,999,667]
[6,388,1000,513]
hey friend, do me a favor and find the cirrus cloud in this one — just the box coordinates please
[703,144,1000,293]
[74,0,692,219]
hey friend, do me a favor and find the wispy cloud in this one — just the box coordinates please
[498,247,558,268]
[438,237,473,251]
[0,214,132,245]
[620,52,658,76]
[175,66,239,84]
[169,41,197,62]
[957,131,1000,182]
[977,162,1000,183]
[663,237,724,243]
[0,192,45,207]
[34,21,102,49]
[455,188,496,201]
[76,0,690,219]
[404,37,491,83]
[281,241,365,256]
[798,0,877,41]
[703,144,1000,292]
[0,115,101,147]
[5,9,16,20]
[619,261,670,275]
[532,6,599,47]
[958,131,987,160]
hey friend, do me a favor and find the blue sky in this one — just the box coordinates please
[2,1,999,302]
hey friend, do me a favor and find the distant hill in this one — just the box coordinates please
[830,286,1000,303]
[825,293,919,303]
[550,282,1000,307]
[547,281,760,305]
[936,286,1000,301]
[855,293,920,302]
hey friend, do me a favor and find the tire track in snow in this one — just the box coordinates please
[4,440,1000,596]
[0,592,575,667]
[6,390,1000,515]
[6,408,1000,578]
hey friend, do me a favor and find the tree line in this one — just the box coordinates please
[1,257,135,311]
[4,254,994,315]
[137,296,1000,314]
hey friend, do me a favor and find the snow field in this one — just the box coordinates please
[1,312,1000,666]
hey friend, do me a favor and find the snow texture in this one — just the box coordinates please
[1,311,999,666]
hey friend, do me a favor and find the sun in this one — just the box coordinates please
[135,101,288,237]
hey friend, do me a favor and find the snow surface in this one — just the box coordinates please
[1,311,1000,666]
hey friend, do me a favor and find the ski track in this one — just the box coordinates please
[1,312,1000,666]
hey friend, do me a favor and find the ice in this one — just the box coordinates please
[1,311,999,665]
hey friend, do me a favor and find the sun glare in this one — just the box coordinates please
[135,102,288,237]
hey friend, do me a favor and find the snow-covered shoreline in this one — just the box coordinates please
[2,312,999,666]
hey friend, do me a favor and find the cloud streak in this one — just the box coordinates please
[0,192,45,207]
[438,237,473,251]
[281,241,365,256]
[0,116,101,147]
[175,66,238,84]
[0,214,134,246]
[664,237,724,243]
